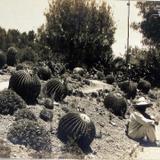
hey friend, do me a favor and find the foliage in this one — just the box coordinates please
[7,119,52,151]
[8,70,41,104]
[0,89,26,115]
[57,112,96,151]
[15,108,37,121]
[137,79,151,94]
[41,0,115,69]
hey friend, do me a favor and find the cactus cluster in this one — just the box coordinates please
[0,51,6,69]
[57,112,96,151]
[37,66,52,81]
[138,79,151,94]
[118,81,137,99]
[7,47,17,66]
[15,108,37,121]
[8,70,41,104]
[104,93,127,117]
[0,89,26,115]
[44,78,68,102]
[7,119,52,151]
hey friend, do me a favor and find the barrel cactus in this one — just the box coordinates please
[37,66,52,81]
[15,108,37,121]
[44,78,68,102]
[0,89,26,115]
[0,51,6,69]
[8,70,41,104]
[104,93,127,117]
[7,47,17,66]
[106,74,115,84]
[7,119,52,151]
[138,79,151,94]
[57,112,96,151]
[118,81,137,99]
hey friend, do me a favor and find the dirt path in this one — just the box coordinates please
[135,125,160,160]
[80,79,113,93]
[0,75,10,91]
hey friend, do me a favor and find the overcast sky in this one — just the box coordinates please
[0,0,143,56]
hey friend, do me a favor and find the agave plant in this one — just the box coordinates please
[104,93,127,117]
[57,112,96,151]
[43,78,68,102]
[8,70,41,104]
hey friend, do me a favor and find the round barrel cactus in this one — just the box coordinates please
[138,79,151,94]
[106,74,115,84]
[118,81,137,99]
[37,66,52,81]
[7,119,52,151]
[0,89,26,115]
[7,47,17,66]
[44,78,68,102]
[8,70,41,104]
[104,93,127,117]
[57,112,96,150]
[0,51,6,69]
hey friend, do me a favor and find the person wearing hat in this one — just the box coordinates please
[127,97,160,146]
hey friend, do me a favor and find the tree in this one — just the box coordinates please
[41,0,116,69]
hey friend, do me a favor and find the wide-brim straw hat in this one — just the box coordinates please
[133,97,153,107]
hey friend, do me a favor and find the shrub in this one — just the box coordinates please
[118,81,137,99]
[8,70,41,104]
[7,47,17,66]
[57,112,96,151]
[37,66,52,81]
[104,93,127,117]
[0,51,6,69]
[15,108,37,121]
[0,89,26,115]
[44,78,68,102]
[138,79,151,94]
[7,119,52,151]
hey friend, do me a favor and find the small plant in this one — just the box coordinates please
[7,47,17,66]
[37,66,52,81]
[7,119,52,151]
[57,112,96,151]
[0,51,6,69]
[15,108,37,121]
[44,78,68,102]
[0,89,26,115]
[104,93,127,117]
[8,70,41,104]
[138,79,151,94]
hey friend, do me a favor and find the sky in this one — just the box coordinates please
[0,0,143,56]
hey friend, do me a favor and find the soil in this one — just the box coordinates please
[0,70,160,160]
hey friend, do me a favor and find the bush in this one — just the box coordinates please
[42,0,115,68]
[7,47,17,66]
[7,119,52,151]
[0,89,26,115]
[138,79,151,94]
[15,108,37,121]
[37,66,52,81]
[44,78,68,102]
[8,70,41,104]
[104,93,127,117]
[57,112,96,151]
[0,51,6,69]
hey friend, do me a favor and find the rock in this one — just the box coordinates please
[73,67,85,76]
[83,79,90,85]
[40,109,53,122]
[91,91,99,98]
[44,98,53,109]
[0,139,11,158]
